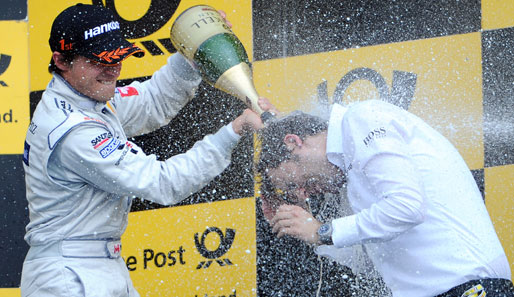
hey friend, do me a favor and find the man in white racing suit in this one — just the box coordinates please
[20,4,266,297]
[256,100,513,296]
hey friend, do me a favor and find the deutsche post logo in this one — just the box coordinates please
[0,54,11,87]
[194,227,235,269]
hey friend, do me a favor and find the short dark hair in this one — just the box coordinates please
[48,52,76,75]
[256,111,328,197]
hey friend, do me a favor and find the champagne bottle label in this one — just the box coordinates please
[170,5,232,61]
[193,33,250,84]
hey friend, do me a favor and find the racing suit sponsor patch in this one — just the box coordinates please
[83,116,107,125]
[23,141,30,166]
[115,141,138,165]
[91,132,112,149]
[91,132,113,149]
[117,86,139,97]
[106,241,122,258]
[28,121,38,134]
[99,138,121,158]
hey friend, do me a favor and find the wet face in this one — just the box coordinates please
[61,55,121,102]
[267,154,346,202]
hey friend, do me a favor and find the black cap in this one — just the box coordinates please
[49,4,144,65]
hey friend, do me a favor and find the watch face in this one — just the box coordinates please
[318,224,330,234]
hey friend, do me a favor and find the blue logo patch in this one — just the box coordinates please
[23,141,30,166]
[99,138,121,158]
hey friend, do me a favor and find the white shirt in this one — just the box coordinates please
[324,100,510,297]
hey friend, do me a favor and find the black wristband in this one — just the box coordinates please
[260,111,275,123]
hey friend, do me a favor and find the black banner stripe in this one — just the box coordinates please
[482,27,514,167]
[0,154,28,288]
[0,0,27,21]
[253,0,481,61]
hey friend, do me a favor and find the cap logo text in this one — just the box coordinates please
[59,39,73,51]
[84,21,120,40]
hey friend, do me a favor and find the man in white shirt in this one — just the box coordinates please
[256,100,514,297]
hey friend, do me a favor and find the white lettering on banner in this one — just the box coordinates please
[84,21,120,40]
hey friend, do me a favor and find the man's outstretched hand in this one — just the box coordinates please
[270,204,322,245]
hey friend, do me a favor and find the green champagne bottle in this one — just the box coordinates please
[170,5,269,117]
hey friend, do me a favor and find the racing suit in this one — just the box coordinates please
[317,101,511,297]
[20,54,242,297]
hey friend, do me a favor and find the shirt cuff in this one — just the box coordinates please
[331,215,361,248]
[209,123,241,151]
[226,122,241,140]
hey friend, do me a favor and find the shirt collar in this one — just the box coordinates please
[326,103,348,169]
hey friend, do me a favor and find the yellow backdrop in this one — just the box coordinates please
[0,21,30,154]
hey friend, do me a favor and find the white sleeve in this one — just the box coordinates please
[112,53,202,137]
[331,104,427,247]
[48,122,240,206]
[315,244,377,276]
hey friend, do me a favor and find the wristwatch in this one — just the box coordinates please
[317,222,333,245]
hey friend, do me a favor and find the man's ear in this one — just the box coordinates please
[283,134,303,151]
[52,52,71,72]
